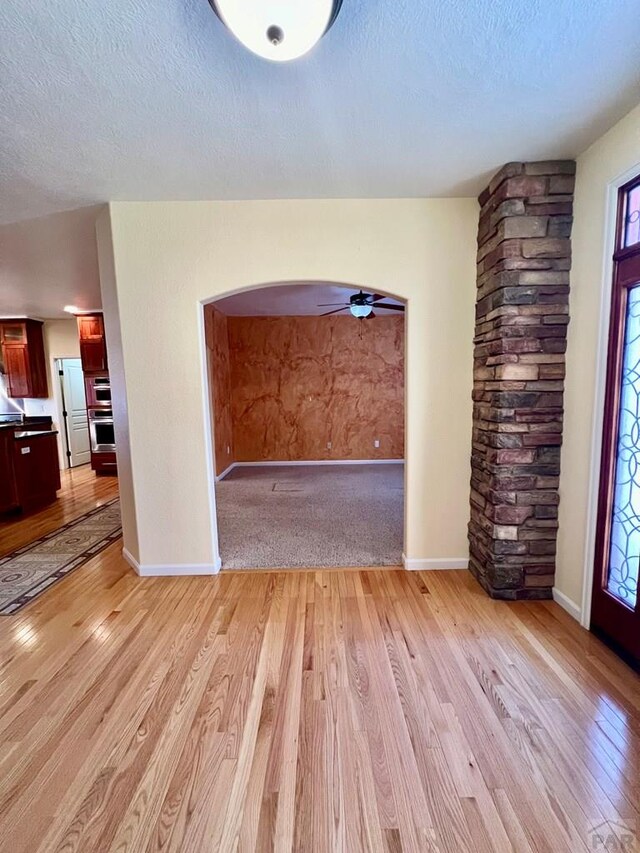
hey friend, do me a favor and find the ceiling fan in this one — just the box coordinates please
[318,290,405,319]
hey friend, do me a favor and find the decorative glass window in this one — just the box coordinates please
[623,183,640,249]
[607,286,640,608]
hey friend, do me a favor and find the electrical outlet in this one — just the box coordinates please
[374,439,380,448]
[327,441,332,449]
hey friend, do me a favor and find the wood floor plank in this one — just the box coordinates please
[0,477,639,851]
[0,464,118,556]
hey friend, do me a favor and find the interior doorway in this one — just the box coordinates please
[56,358,91,468]
[203,282,406,570]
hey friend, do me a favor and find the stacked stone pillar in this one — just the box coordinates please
[468,161,575,599]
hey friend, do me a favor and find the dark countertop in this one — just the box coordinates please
[0,417,53,431]
[13,430,58,440]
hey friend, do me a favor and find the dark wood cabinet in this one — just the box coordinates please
[0,421,58,515]
[0,320,48,398]
[77,313,107,373]
[91,450,117,476]
[13,433,61,512]
[0,431,18,513]
[3,346,31,397]
[76,312,117,476]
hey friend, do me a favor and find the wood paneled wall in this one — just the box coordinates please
[205,306,234,475]
[206,311,404,469]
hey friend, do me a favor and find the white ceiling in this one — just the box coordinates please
[2,0,640,226]
[213,283,404,316]
[0,206,103,319]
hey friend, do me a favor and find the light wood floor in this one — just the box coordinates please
[0,463,119,555]
[0,477,639,851]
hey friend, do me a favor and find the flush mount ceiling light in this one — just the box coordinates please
[209,0,343,62]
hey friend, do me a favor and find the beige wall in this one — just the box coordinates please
[100,198,478,570]
[96,209,140,562]
[557,103,640,612]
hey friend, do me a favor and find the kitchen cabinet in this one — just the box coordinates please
[0,319,48,398]
[91,450,117,476]
[0,430,18,512]
[77,313,107,373]
[12,432,61,512]
[0,421,58,515]
[76,312,117,476]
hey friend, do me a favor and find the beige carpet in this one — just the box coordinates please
[215,463,404,569]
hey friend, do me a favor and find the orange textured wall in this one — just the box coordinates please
[205,305,234,475]
[226,315,404,462]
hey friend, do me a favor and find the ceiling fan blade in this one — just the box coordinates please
[320,307,349,316]
[372,302,405,311]
[370,294,387,302]
[365,311,376,319]
[317,302,350,307]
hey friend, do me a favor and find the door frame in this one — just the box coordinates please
[56,359,72,468]
[581,162,640,628]
[54,356,89,469]
[54,357,73,469]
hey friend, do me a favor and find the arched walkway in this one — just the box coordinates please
[201,281,407,569]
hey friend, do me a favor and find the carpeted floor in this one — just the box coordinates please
[215,463,404,569]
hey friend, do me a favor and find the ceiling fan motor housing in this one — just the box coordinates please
[350,291,370,306]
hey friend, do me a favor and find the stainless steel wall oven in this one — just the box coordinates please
[88,408,115,452]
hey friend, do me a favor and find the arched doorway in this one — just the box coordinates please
[201,281,407,569]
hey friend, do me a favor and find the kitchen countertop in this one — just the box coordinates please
[0,418,54,432]
[13,430,58,440]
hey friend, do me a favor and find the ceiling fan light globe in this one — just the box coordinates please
[350,303,372,318]
[211,0,337,62]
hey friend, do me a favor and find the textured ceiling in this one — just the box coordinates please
[214,283,404,316]
[0,207,103,319]
[2,0,640,224]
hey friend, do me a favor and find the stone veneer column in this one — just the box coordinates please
[468,161,575,599]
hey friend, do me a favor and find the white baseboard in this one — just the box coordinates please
[215,462,236,482]
[216,459,404,480]
[123,547,221,577]
[552,587,581,622]
[228,459,404,469]
[403,554,469,571]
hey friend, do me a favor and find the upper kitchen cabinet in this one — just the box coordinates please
[77,313,107,373]
[0,319,48,398]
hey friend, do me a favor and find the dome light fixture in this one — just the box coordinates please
[209,0,343,62]
[349,293,373,319]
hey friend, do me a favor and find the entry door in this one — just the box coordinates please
[592,175,640,665]
[61,359,91,467]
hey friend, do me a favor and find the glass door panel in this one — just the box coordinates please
[592,174,640,668]
[607,286,640,608]
[624,185,640,248]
